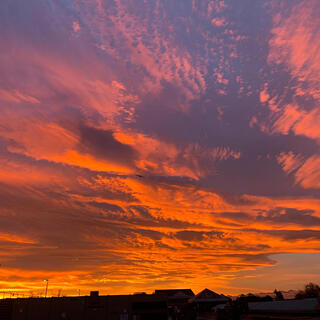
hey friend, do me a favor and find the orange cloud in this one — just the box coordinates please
[1,0,320,297]
[1,167,320,296]
[265,0,320,144]
[73,0,206,107]
[277,152,304,175]
[295,155,320,190]
[0,89,40,104]
[269,0,320,90]
[0,233,37,245]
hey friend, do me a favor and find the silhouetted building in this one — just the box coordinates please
[0,291,168,320]
[155,289,194,306]
[192,288,230,311]
[243,297,320,319]
[154,289,195,320]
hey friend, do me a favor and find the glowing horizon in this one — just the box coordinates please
[1,0,320,297]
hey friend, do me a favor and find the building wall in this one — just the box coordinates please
[0,294,168,320]
[0,299,13,320]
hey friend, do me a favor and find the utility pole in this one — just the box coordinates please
[43,280,49,298]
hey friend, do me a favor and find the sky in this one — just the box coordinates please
[0,0,320,297]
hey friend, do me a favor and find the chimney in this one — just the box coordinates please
[90,291,99,297]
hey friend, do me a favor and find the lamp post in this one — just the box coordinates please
[43,280,49,298]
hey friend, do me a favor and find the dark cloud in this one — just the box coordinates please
[88,201,124,213]
[272,230,320,241]
[244,228,320,242]
[132,229,164,241]
[175,230,223,242]
[256,207,320,227]
[235,253,276,266]
[214,211,250,221]
[78,125,138,165]
[213,208,320,228]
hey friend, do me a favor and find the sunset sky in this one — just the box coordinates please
[1,0,320,297]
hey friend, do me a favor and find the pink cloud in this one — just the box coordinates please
[277,152,304,175]
[0,89,40,104]
[295,155,320,190]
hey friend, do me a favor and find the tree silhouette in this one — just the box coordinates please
[274,289,284,301]
[295,282,320,299]
[304,283,320,298]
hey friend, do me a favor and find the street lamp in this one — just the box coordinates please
[43,280,49,298]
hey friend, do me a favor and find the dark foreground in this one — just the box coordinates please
[0,290,319,320]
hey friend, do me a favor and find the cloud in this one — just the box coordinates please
[1,0,320,296]
[277,151,304,175]
[295,155,320,189]
[78,125,138,166]
[87,201,124,213]
[256,207,320,227]
[268,0,320,91]
[175,230,223,242]
[0,89,40,104]
[257,229,320,242]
